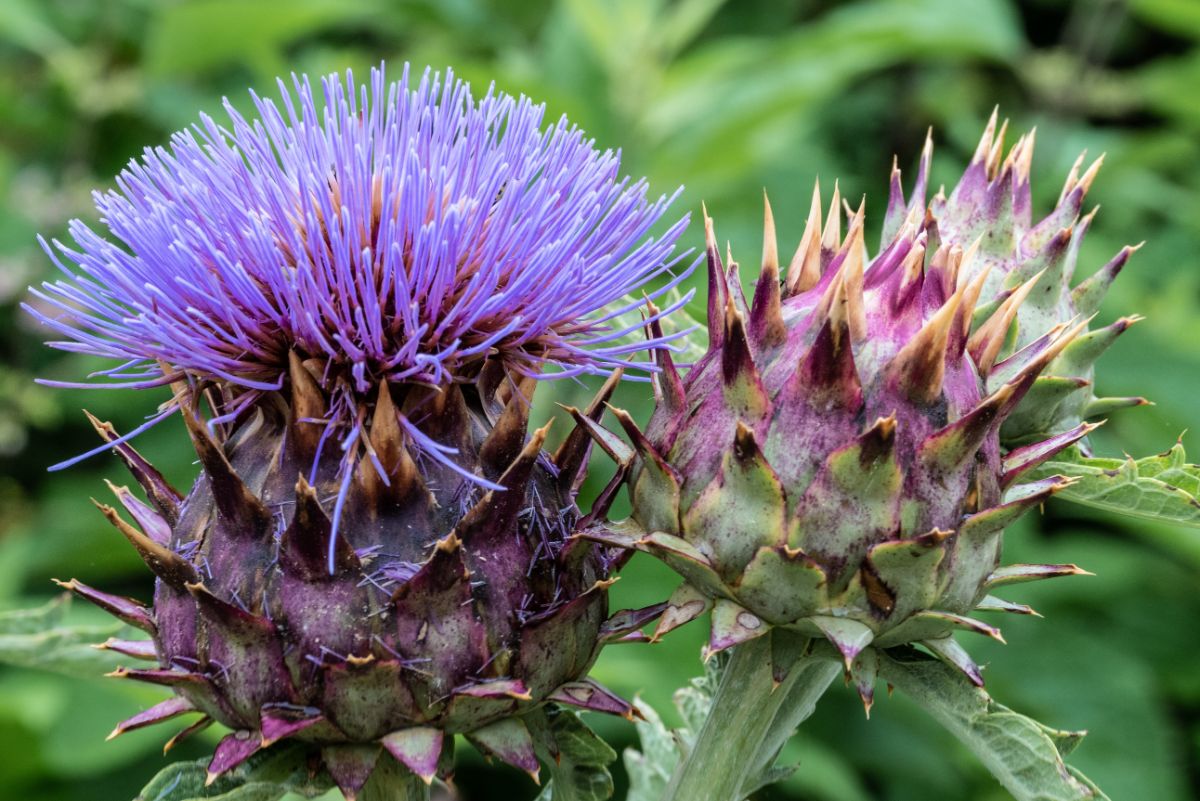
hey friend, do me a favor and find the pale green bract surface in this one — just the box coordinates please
[876,649,1110,801]
[1029,443,1200,528]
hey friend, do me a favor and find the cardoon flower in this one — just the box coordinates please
[586,168,1095,708]
[28,65,691,797]
[884,112,1147,447]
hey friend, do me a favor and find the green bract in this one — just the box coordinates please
[584,150,1102,708]
[886,112,1146,447]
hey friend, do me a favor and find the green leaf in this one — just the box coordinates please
[528,708,617,801]
[876,648,1110,801]
[0,595,67,634]
[133,746,332,801]
[623,656,724,801]
[623,699,676,801]
[604,285,710,365]
[1027,443,1200,528]
[143,0,382,77]
[0,596,138,677]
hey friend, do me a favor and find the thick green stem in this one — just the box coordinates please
[751,657,841,779]
[661,635,837,801]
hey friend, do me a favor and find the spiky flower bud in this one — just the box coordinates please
[588,182,1094,712]
[29,65,691,796]
[884,112,1146,447]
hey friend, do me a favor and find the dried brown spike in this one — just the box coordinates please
[560,403,635,468]
[893,241,926,311]
[721,293,758,388]
[750,194,787,349]
[105,478,171,546]
[950,249,992,358]
[821,181,843,256]
[480,374,537,479]
[457,421,552,540]
[889,287,963,404]
[607,405,664,466]
[787,181,823,294]
[1057,151,1088,206]
[643,302,686,416]
[971,108,1000,166]
[93,500,198,588]
[703,205,728,349]
[280,475,360,580]
[761,191,780,274]
[54,578,156,633]
[84,410,182,526]
[1075,154,1105,197]
[182,406,272,537]
[364,379,425,503]
[986,118,1009,178]
[288,351,326,461]
[1014,128,1035,183]
[837,207,868,342]
[794,309,863,411]
[554,368,625,493]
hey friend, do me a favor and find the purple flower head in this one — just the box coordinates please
[27,64,695,476]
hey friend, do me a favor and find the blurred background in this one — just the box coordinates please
[1,0,1198,799]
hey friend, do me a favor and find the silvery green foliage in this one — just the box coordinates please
[876,648,1110,801]
[530,708,618,801]
[1027,443,1200,528]
[0,595,138,678]
[624,657,723,801]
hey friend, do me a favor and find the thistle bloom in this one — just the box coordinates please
[30,64,692,476]
[30,65,691,797]
[884,113,1146,447]
[586,126,1101,713]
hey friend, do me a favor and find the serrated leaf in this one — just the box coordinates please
[1028,444,1200,528]
[0,596,139,677]
[623,699,677,801]
[622,655,729,801]
[605,286,709,366]
[876,648,1110,801]
[528,708,616,801]
[0,595,68,635]
[133,746,331,801]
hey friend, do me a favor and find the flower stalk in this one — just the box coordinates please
[662,635,839,801]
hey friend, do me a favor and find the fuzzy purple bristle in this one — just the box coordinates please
[27,64,695,473]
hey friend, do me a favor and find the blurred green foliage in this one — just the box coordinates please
[1,1,1198,799]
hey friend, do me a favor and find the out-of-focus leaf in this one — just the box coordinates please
[0,594,67,634]
[876,649,1109,801]
[0,0,65,54]
[1030,444,1200,528]
[133,746,332,801]
[529,708,616,801]
[144,0,381,77]
[648,0,1023,172]
[623,699,674,801]
[0,595,135,677]
[1128,0,1200,40]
